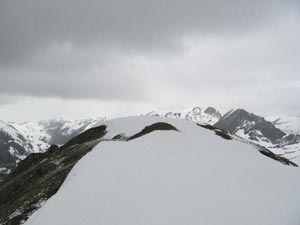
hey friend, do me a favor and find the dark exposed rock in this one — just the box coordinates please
[46,145,59,154]
[198,124,218,131]
[127,122,178,141]
[197,124,233,140]
[258,146,298,167]
[112,134,127,141]
[214,109,285,144]
[62,125,107,149]
[214,130,233,140]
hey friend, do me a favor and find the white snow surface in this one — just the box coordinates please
[10,122,50,153]
[266,115,300,134]
[22,116,300,225]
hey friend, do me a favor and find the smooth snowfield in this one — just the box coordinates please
[25,116,300,225]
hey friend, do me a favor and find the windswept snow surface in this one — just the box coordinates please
[25,116,300,225]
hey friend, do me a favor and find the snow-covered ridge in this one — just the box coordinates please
[1,107,300,177]
[24,116,300,225]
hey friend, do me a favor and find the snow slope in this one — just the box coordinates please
[10,122,50,153]
[25,116,300,225]
[266,115,300,134]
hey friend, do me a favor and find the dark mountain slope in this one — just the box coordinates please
[0,121,34,178]
[214,109,285,144]
[0,125,107,225]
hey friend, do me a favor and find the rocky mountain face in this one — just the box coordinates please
[214,109,300,162]
[214,109,285,144]
[146,107,300,163]
[0,121,33,176]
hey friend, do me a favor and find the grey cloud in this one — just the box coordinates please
[0,0,299,116]
[0,0,296,64]
[0,66,147,101]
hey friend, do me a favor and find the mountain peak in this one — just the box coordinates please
[215,108,285,144]
[143,106,222,125]
[204,107,222,118]
[191,106,202,114]
[223,108,249,118]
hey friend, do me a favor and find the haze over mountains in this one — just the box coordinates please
[1,107,300,177]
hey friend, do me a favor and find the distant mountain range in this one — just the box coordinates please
[0,117,106,176]
[1,107,300,177]
[146,106,222,124]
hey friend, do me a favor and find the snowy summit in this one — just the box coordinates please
[23,116,300,225]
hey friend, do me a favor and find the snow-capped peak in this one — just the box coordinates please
[145,106,222,125]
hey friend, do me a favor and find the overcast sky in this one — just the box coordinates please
[0,0,299,121]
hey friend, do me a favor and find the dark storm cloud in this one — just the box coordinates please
[0,0,295,65]
[0,0,299,115]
